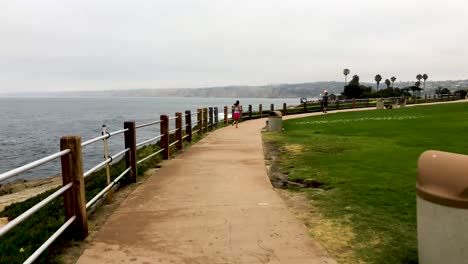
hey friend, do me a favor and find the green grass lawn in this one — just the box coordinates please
[263,102,468,264]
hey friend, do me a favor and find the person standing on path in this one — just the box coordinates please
[232,100,243,128]
[322,91,329,113]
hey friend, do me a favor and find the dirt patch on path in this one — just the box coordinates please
[275,189,365,264]
[263,138,364,264]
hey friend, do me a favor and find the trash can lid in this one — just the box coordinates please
[417,150,468,208]
[269,111,282,117]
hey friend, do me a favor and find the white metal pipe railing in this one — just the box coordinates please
[83,148,129,179]
[83,158,111,178]
[109,128,128,137]
[137,149,164,165]
[81,134,109,147]
[23,215,77,264]
[82,128,129,147]
[85,167,132,209]
[136,120,162,129]
[0,182,73,237]
[111,148,129,160]
[0,108,229,262]
[0,149,71,182]
[136,135,163,148]
[169,140,179,148]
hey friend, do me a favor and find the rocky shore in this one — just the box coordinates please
[0,176,62,213]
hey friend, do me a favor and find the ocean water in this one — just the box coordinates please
[0,97,299,182]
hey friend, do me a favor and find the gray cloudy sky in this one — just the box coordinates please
[1,0,467,92]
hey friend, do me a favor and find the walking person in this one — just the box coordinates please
[232,100,242,128]
[322,91,329,113]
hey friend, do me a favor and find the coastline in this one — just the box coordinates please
[0,175,62,213]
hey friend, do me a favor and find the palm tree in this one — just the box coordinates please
[385,79,391,89]
[416,74,423,83]
[390,76,396,88]
[422,73,428,89]
[374,74,382,91]
[343,69,350,86]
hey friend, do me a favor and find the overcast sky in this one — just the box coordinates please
[1,0,467,92]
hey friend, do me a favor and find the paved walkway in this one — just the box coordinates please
[77,115,337,264]
[76,99,466,264]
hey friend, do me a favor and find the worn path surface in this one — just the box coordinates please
[77,115,337,264]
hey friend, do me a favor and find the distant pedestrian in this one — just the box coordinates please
[322,91,329,113]
[232,100,243,128]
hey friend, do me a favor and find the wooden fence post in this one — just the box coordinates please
[185,110,192,142]
[60,136,88,240]
[259,104,263,118]
[214,107,219,128]
[209,107,213,130]
[336,100,340,110]
[202,108,208,134]
[176,112,183,150]
[270,104,274,112]
[160,115,169,159]
[203,108,208,133]
[224,106,228,125]
[198,108,203,136]
[124,121,137,183]
[352,98,356,108]
[283,103,287,115]
[248,105,252,119]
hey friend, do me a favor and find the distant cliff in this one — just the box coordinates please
[61,82,347,98]
[5,79,467,98]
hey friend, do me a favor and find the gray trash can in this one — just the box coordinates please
[267,111,282,132]
[417,150,468,264]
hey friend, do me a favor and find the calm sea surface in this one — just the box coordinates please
[0,97,299,182]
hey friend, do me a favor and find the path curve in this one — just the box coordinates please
[77,117,336,264]
[76,99,466,263]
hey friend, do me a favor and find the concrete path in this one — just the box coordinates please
[77,116,336,264]
[76,99,466,264]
